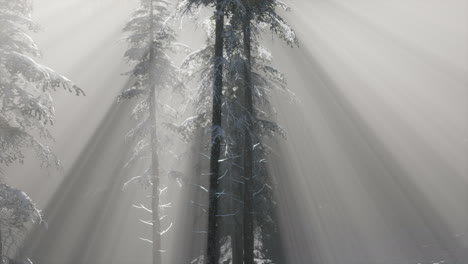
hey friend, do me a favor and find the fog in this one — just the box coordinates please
[2,0,467,263]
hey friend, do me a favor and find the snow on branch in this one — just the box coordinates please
[159,202,172,208]
[138,237,153,244]
[191,184,208,193]
[132,203,152,213]
[6,52,85,96]
[159,222,173,236]
[139,219,153,226]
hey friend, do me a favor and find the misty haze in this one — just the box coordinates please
[0,0,466,264]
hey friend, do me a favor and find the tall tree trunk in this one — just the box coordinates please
[149,50,162,264]
[192,128,206,263]
[228,129,243,264]
[207,0,225,263]
[231,198,244,264]
[149,2,161,264]
[188,129,207,263]
[231,86,244,264]
[242,7,255,264]
[0,227,3,263]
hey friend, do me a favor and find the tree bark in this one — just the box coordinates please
[206,0,225,263]
[0,227,3,263]
[149,1,161,264]
[149,50,162,264]
[231,206,244,264]
[188,129,207,263]
[230,127,244,264]
[242,8,255,264]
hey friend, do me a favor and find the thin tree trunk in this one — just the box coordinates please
[207,0,225,263]
[0,227,3,263]
[149,57,162,264]
[149,2,161,264]
[242,8,255,264]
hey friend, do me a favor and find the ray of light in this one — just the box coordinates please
[2,0,466,263]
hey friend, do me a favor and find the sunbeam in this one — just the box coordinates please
[0,0,466,264]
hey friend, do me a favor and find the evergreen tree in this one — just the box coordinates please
[178,1,296,262]
[0,183,40,263]
[224,1,297,262]
[238,1,296,262]
[0,1,82,262]
[179,1,230,263]
[119,1,183,263]
[0,0,84,169]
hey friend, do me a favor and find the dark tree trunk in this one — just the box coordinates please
[149,2,161,264]
[230,131,244,264]
[242,8,255,264]
[231,210,244,264]
[207,0,225,263]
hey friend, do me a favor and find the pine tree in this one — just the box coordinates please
[178,1,296,262]
[241,4,255,264]
[0,183,40,263]
[178,1,230,263]
[119,1,182,263]
[0,0,84,170]
[0,1,82,262]
[229,1,297,263]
